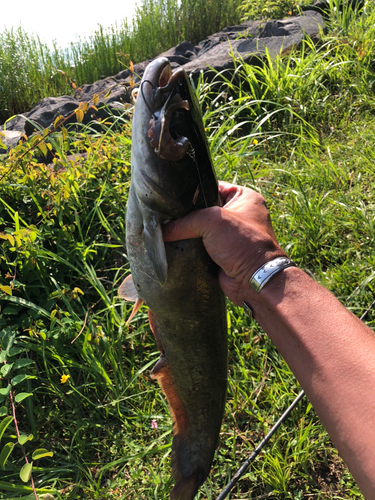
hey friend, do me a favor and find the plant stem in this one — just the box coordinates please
[8,383,39,500]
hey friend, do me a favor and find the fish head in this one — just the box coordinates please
[132,57,220,218]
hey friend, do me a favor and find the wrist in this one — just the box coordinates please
[236,247,286,300]
[241,257,300,319]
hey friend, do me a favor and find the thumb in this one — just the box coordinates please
[162,210,204,242]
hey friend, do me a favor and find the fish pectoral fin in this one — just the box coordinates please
[118,274,138,301]
[118,274,144,324]
[144,218,168,285]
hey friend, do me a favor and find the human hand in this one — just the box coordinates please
[163,181,286,305]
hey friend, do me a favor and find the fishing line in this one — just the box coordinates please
[215,390,305,500]
[187,147,208,208]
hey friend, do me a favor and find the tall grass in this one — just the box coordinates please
[0,0,242,123]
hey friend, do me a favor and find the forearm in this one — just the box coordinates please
[244,266,375,497]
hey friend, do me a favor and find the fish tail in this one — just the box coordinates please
[170,469,205,500]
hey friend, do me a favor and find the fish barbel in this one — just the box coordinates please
[120,57,227,500]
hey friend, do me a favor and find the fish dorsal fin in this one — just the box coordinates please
[143,216,168,285]
[118,274,145,324]
[119,274,138,301]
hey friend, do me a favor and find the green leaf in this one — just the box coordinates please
[0,385,11,397]
[0,286,12,296]
[0,442,14,469]
[350,486,363,496]
[38,141,47,157]
[13,359,35,370]
[0,479,57,493]
[0,416,13,442]
[19,462,33,482]
[0,351,6,363]
[8,347,25,357]
[1,330,15,353]
[1,363,13,377]
[32,448,53,460]
[0,407,7,417]
[15,392,33,403]
[18,434,33,445]
[11,374,36,386]
[3,307,18,315]
[0,296,50,319]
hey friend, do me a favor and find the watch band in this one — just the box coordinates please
[249,257,297,293]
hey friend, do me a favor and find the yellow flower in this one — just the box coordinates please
[72,287,84,300]
[253,139,259,145]
[60,374,70,384]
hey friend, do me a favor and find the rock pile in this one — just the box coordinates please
[2,11,324,151]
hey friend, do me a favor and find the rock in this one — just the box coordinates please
[74,77,130,105]
[0,130,23,154]
[113,60,151,83]
[75,59,152,105]
[6,96,79,136]
[5,114,28,134]
[3,11,325,143]
[183,11,324,77]
[6,93,130,137]
[258,11,324,38]
[197,20,262,57]
[158,41,199,66]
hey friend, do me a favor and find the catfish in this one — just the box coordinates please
[120,57,227,500]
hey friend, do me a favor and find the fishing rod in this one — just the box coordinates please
[215,389,305,500]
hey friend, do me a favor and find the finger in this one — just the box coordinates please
[163,211,204,242]
[218,181,241,205]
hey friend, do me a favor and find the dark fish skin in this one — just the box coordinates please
[122,57,227,500]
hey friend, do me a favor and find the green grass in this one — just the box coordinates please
[1,0,375,498]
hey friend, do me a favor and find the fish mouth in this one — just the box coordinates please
[144,58,191,161]
[142,57,173,90]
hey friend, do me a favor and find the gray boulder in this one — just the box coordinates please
[196,19,263,57]
[183,11,324,76]
[0,130,23,154]
[6,96,79,136]
[6,93,130,138]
